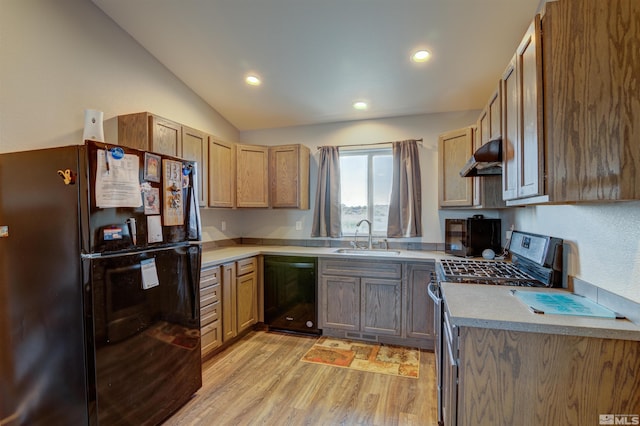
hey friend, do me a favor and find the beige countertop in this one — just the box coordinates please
[201,244,454,266]
[441,282,640,341]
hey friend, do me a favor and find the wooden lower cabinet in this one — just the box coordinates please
[451,326,640,425]
[236,267,258,333]
[361,277,402,336]
[405,262,435,341]
[200,266,222,358]
[200,256,258,360]
[320,275,360,331]
[221,262,237,342]
[222,257,258,342]
[319,258,435,348]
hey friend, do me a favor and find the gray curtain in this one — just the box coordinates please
[311,146,342,237]
[387,140,422,237]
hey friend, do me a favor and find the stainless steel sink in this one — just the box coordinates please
[334,248,401,256]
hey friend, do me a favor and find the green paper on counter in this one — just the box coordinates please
[512,291,618,318]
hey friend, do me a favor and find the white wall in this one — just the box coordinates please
[511,203,640,303]
[3,0,636,304]
[0,0,239,153]
[200,111,500,244]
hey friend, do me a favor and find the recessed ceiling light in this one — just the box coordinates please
[411,50,431,63]
[353,101,368,110]
[245,74,261,86]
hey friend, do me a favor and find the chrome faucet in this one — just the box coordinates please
[356,219,373,249]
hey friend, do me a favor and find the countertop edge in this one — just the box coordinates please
[201,245,448,266]
[448,316,640,341]
[442,282,640,341]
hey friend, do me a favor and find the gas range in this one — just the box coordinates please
[437,231,564,288]
[438,259,544,287]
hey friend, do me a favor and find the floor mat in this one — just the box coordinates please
[300,336,419,378]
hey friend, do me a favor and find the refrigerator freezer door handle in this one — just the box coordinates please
[126,218,137,245]
[187,245,201,320]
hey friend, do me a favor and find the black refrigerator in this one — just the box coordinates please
[0,140,203,425]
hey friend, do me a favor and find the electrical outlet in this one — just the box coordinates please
[221,221,226,231]
[295,221,302,231]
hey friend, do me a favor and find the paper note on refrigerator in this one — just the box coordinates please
[147,215,163,243]
[95,150,143,208]
[140,258,160,290]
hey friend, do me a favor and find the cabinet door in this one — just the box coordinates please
[221,262,237,342]
[208,138,236,208]
[236,144,269,208]
[149,115,181,157]
[361,278,401,336]
[117,112,151,151]
[488,84,502,141]
[501,56,519,201]
[503,18,544,202]
[405,263,435,340]
[269,144,310,209]
[181,126,208,206]
[236,272,257,333]
[200,266,222,356]
[472,123,482,206]
[320,276,360,331]
[516,18,544,199]
[438,127,473,207]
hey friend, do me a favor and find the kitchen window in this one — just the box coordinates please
[339,148,392,236]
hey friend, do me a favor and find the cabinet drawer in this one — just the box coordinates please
[200,266,221,288]
[320,259,402,279]
[236,257,257,276]
[200,284,220,304]
[201,322,221,351]
[201,302,220,326]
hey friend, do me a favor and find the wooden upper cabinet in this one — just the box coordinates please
[478,108,489,146]
[269,144,310,209]
[516,18,544,200]
[487,85,502,142]
[236,144,269,208]
[117,112,182,156]
[500,0,640,205]
[501,17,544,202]
[208,138,236,208]
[117,112,150,151]
[181,126,208,206]
[542,0,640,202]
[501,56,519,201]
[150,116,182,157]
[438,127,473,207]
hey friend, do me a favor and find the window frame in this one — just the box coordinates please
[339,147,392,237]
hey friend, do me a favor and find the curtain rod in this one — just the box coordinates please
[316,138,423,150]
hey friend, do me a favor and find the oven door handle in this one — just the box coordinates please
[428,281,442,305]
[444,324,457,367]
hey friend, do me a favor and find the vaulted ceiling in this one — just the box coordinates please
[92,0,541,131]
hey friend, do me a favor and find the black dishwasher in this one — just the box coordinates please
[264,256,320,335]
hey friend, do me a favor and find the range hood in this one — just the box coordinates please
[459,138,502,177]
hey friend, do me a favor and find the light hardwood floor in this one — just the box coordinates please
[165,331,438,426]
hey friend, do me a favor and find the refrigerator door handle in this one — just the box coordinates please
[185,163,201,241]
[187,245,201,320]
[81,244,196,259]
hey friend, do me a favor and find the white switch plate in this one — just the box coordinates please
[221,221,227,231]
[295,221,302,231]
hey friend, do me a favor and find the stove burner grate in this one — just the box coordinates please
[438,259,545,287]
